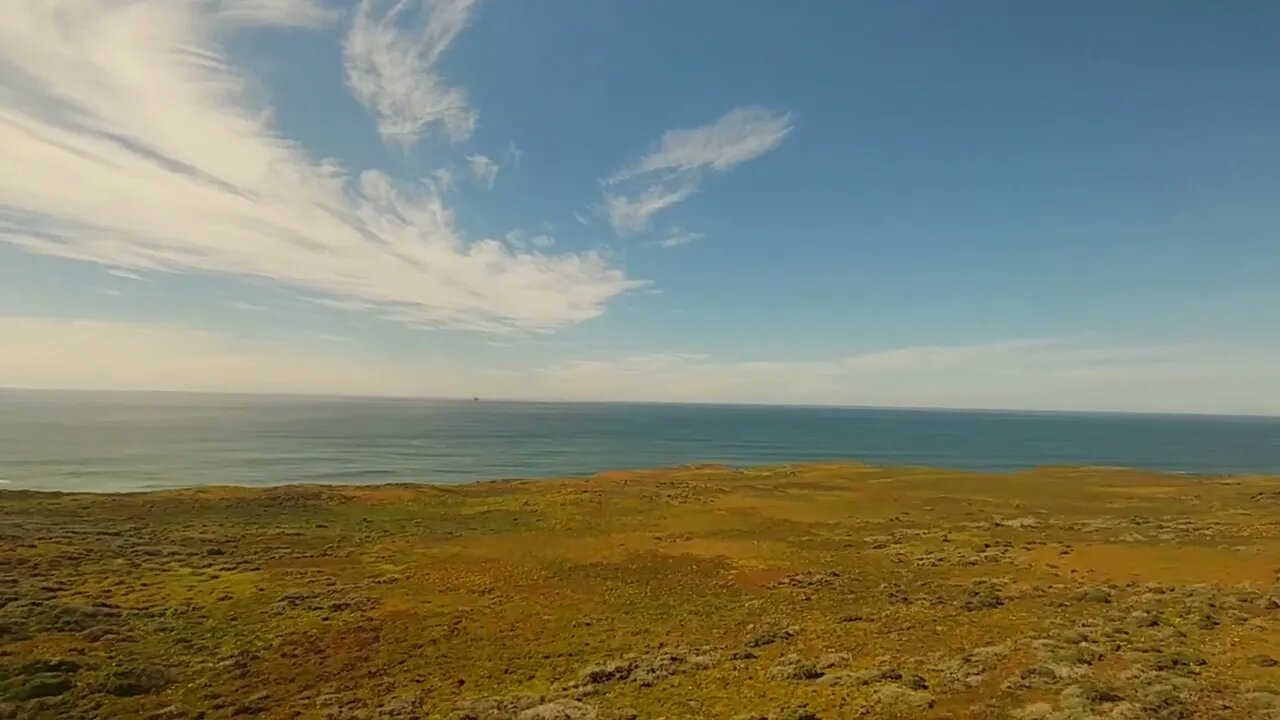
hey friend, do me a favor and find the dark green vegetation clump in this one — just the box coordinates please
[2,463,1279,718]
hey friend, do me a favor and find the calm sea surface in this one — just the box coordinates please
[2,390,1279,492]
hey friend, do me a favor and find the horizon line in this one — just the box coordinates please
[2,385,1277,421]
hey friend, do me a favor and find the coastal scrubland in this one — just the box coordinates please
[2,463,1280,719]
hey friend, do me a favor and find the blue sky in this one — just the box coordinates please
[2,0,1278,414]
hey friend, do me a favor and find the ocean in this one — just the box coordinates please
[1,389,1278,492]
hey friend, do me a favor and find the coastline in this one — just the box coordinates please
[8,394,1280,494]
[0,459,1262,497]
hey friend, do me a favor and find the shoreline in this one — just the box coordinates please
[0,459,1262,497]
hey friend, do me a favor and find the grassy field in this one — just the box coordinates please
[2,463,1280,719]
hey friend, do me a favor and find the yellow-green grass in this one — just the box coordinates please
[2,463,1279,719]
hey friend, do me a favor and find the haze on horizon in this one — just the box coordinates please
[2,1,1278,416]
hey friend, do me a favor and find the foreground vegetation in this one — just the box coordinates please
[2,463,1280,719]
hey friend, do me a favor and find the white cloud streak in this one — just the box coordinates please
[0,0,640,333]
[603,180,697,235]
[603,107,793,234]
[467,154,499,188]
[430,167,455,190]
[610,107,794,182]
[104,268,147,281]
[344,0,478,148]
[215,0,339,28]
[655,230,703,249]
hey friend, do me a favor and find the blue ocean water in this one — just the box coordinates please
[1,389,1278,492]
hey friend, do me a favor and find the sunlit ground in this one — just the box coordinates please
[2,463,1279,718]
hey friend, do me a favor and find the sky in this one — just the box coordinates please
[1,1,1278,415]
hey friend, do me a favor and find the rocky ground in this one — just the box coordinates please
[2,463,1279,718]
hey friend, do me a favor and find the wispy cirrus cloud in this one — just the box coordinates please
[603,181,697,235]
[430,167,455,190]
[104,268,147,282]
[215,0,339,28]
[603,106,793,234]
[0,0,640,334]
[609,106,794,182]
[655,229,704,249]
[467,154,499,188]
[344,0,479,149]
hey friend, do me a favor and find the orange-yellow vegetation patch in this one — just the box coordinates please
[1028,542,1280,585]
[728,567,793,589]
[1095,484,1193,497]
[650,536,790,564]
[340,486,438,504]
[711,493,864,523]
